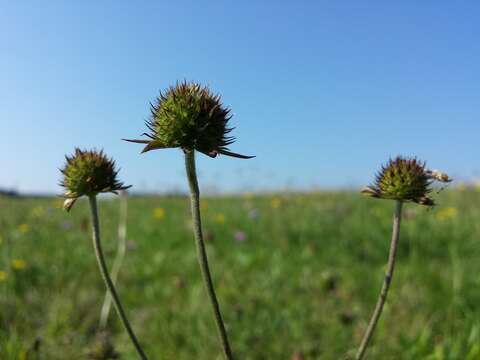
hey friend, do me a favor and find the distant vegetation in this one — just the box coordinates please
[1,189,479,359]
[0,189,19,198]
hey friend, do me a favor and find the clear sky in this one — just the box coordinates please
[1,1,478,194]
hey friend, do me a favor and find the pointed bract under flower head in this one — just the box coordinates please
[124,80,254,159]
[361,156,449,206]
[60,149,131,211]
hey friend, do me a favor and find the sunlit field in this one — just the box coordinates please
[1,189,479,360]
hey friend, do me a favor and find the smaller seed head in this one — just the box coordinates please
[361,156,450,206]
[60,148,130,211]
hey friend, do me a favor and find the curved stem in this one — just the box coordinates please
[88,196,148,360]
[184,151,234,360]
[99,191,128,329]
[355,200,403,360]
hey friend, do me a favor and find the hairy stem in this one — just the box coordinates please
[184,151,234,360]
[99,192,128,329]
[355,200,403,360]
[88,196,148,360]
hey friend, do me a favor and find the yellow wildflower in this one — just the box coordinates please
[18,224,30,233]
[214,213,226,224]
[270,197,282,209]
[371,207,385,218]
[12,259,27,270]
[436,207,458,222]
[296,196,306,205]
[18,350,27,360]
[153,207,165,220]
[32,206,45,217]
[475,179,480,192]
[0,271,7,282]
[243,192,254,200]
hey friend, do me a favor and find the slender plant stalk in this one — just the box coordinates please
[1,222,11,327]
[184,151,234,360]
[355,200,403,360]
[88,196,148,360]
[99,191,128,329]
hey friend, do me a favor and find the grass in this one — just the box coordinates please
[0,189,479,359]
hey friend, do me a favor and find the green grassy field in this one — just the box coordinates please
[1,189,479,359]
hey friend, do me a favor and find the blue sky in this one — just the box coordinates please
[0,1,478,194]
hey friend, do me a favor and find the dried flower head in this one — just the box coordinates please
[426,169,452,183]
[124,80,253,159]
[362,156,450,206]
[60,149,131,211]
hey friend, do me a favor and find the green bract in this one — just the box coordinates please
[362,156,448,206]
[125,81,253,159]
[60,149,130,211]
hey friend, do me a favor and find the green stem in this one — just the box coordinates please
[184,151,234,360]
[88,196,148,360]
[99,191,128,329]
[355,200,403,360]
[1,221,11,327]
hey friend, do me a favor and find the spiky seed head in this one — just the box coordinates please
[361,156,447,206]
[124,80,254,159]
[60,149,131,211]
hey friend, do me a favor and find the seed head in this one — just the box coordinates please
[362,156,450,206]
[124,80,253,159]
[60,149,131,211]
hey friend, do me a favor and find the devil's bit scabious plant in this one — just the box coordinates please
[60,149,148,360]
[125,81,254,360]
[355,156,451,360]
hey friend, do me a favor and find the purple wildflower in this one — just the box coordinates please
[62,220,73,230]
[127,240,137,251]
[248,208,259,220]
[234,231,247,242]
